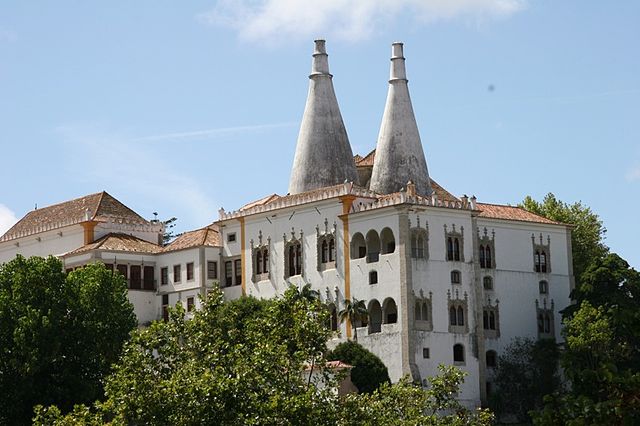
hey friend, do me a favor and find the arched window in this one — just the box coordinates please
[447,237,454,261]
[328,238,335,262]
[483,310,489,329]
[288,245,295,275]
[539,280,548,294]
[256,250,263,274]
[449,306,457,326]
[537,314,544,333]
[451,270,461,284]
[328,304,338,332]
[544,314,551,333]
[321,240,328,263]
[486,246,492,269]
[483,276,493,290]
[489,311,496,330]
[351,233,366,259]
[535,251,541,272]
[380,228,395,254]
[368,300,382,334]
[415,301,422,321]
[453,344,465,363]
[453,238,461,261]
[540,251,547,273]
[457,306,464,326]
[383,298,398,324]
[286,242,302,278]
[262,249,269,273]
[295,244,302,275]
[369,270,378,285]
[486,350,497,368]
[479,245,486,268]
[366,230,381,263]
[422,302,429,321]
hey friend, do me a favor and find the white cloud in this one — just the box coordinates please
[626,165,640,182]
[0,204,18,236]
[130,122,296,143]
[200,0,526,43]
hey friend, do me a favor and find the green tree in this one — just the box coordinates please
[520,193,608,282]
[534,254,640,424]
[0,256,136,425]
[338,297,368,342]
[489,337,560,422]
[327,341,390,393]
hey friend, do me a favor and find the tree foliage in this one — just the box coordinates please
[35,287,494,425]
[489,337,560,422]
[520,193,608,282]
[338,297,368,342]
[327,341,390,394]
[0,256,136,425]
[533,254,640,425]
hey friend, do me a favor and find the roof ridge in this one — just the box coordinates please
[92,191,107,220]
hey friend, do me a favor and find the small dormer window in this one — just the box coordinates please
[227,233,236,243]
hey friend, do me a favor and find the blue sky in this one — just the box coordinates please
[0,1,638,267]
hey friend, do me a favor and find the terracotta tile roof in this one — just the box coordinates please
[304,361,353,371]
[429,179,459,203]
[354,149,376,167]
[476,203,564,225]
[65,233,162,256]
[0,191,150,242]
[240,194,281,211]
[163,225,221,252]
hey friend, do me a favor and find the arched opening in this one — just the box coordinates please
[422,302,429,321]
[321,239,328,263]
[415,301,422,321]
[365,230,381,263]
[449,306,457,326]
[537,313,544,333]
[380,227,395,254]
[489,311,496,330]
[453,344,465,363]
[457,306,464,326]
[483,276,493,290]
[256,250,263,274]
[262,248,269,273]
[486,350,497,368]
[535,250,541,272]
[447,237,454,261]
[368,300,382,333]
[327,303,338,332]
[540,251,547,273]
[328,238,335,262]
[351,233,366,259]
[483,310,489,329]
[486,246,492,268]
[539,280,548,294]
[479,245,486,268]
[544,313,551,333]
[453,238,461,261]
[451,270,461,284]
[369,270,378,285]
[382,298,398,324]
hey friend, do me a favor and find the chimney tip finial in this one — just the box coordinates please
[311,39,330,76]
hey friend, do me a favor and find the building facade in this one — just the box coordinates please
[0,40,573,407]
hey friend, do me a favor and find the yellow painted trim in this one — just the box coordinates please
[239,217,246,296]
[339,195,356,338]
[81,221,98,245]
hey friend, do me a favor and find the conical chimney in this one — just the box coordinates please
[288,40,357,194]
[370,42,432,196]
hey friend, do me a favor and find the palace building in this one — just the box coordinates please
[0,40,573,406]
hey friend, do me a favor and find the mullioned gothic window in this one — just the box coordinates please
[444,224,464,262]
[410,217,429,260]
[317,219,337,271]
[478,227,496,269]
[532,233,551,273]
[284,228,303,279]
[536,299,555,339]
[448,290,469,334]
[483,298,500,339]
[414,290,433,331]
[251,231,270,283]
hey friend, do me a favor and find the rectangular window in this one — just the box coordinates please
[207,261,218,279]
[174,264,181,283]
[116,264,128,280]
[423,347,430,359]
[130,265,141,290]
[161,267,168,286]
[186,262,194,281]
[225,261,233,287]
[234,259,242,286]
[227,233,236,243]
[187,297,195,312]
[162,294,169,322]
[143,266,155,290]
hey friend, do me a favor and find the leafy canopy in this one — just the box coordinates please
[520,193,608,281]
[0,256,136,425]
[327,341,390,394]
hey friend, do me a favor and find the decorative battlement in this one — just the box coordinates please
[218,182,477,221]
